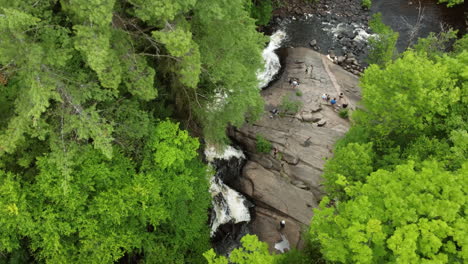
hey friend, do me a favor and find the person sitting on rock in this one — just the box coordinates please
[338,93,348,108]
[321,93,329,101]
[330,98,337,105]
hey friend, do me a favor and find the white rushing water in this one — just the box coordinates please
[209,177,251,236]
[257,30,287,89]
[206,145,251,237]
[205,145,245,163]
[322,22,374,43]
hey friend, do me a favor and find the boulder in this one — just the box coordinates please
[300,112,314,122]
[309,39,317,47]
[310,103,322,113]
[337,56,346,64]
[282,150,299,165]
[311,113,323,122]
[301,112,323,123]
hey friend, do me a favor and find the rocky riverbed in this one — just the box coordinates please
[267,0,466,77]
[229,47,360,252]
[268,0,373,76]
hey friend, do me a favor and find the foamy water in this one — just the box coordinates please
[206,145,251,237]
[257,30,287,89]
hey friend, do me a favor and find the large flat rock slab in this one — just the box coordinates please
[240,161,317,225]
[230,47,361,253]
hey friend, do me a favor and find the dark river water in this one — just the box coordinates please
[372,0,466,51]
[278,0,465,55]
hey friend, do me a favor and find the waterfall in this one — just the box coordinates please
[209,177,251,237]
[257,30,287,89]
[206,146,252,237]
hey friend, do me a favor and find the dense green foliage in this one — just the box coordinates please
[204,235,277,264]
[256,134,272,153]
[413,29,457,59]
[338,109,349,119]
[250,0,273,26]
[437,0,464,7]
[0,0,268,262]
[312,162,467,263]
[1,0,466,263]
[367,13,399,66]
[204,234,317,264]
[311,35,468,263]
[0,121,211,263]
[361,0,371,9]
[280,95,302,114]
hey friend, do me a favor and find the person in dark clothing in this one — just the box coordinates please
[280,220,286,229]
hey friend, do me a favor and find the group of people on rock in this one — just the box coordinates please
[321,92,348,109]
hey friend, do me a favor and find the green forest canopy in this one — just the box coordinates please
[1,0,467,263]
[0,0,267,263]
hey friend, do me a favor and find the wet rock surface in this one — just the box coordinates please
[230,47,360,253]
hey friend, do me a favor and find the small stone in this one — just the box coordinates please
[283,153,299,165]
[337,56,346,64]
[292,180,309,190]
[346,52,355,59]
[346,57,357,64]
[309,39,317,47]
[317,120,327,127]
